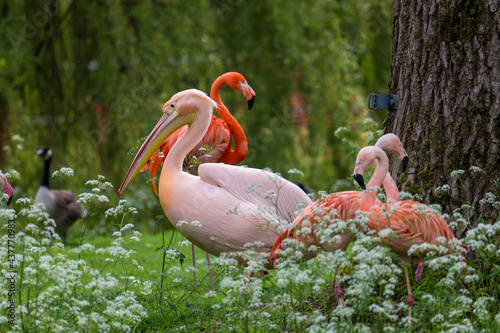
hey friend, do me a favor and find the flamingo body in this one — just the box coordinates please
[271,134,409,261]
[1,173,13,205]
[353,146,464,261]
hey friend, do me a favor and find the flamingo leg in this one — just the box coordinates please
[334,266,346,308]
[415,262,423,282]
[206,252,214,291]
[404,265,413,330]
[192,244,197,286]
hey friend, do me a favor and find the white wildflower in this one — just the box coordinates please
[287,168,304,176]
[469,166,482,173]
[120,223,135,232]
[178,240,191,247]
[52,167,74,177]
[191,220,202,227]
[450,169,465,178]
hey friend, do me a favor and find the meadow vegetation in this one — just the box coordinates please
[1,134,499,332]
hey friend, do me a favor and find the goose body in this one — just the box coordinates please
[35,147,86,243]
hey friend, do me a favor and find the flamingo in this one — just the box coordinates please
[1,172,13,205]
[271,134,409,307]
[35,146,87,243]
[352,146,467,325]
[118,89,312,275]
[142,72,255,193]
[141,73,255,287]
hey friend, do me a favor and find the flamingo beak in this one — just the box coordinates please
[401,156,409,172]
[247,95,255,110]
[240,82,256,110]
[353,174,366,190]
[118,109,196,197]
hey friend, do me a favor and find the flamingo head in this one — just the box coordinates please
[353,146,388,190]
[223,72,256,110]
[374,133,409,172]
[118,89,216,196]
[1,174,13,206]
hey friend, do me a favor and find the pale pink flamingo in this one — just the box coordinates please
[141,72,255,288]
[119,89,312,274]
[271,134,409,307]
[1,172,13,205]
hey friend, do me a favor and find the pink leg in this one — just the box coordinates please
[192,244,196,286]
[404,265,413,330]
[334,266,346,308]
[206,252,214,291]
[415,262,423,282]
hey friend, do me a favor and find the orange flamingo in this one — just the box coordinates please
[352,146,466,324]
[142,72,255,195]
[271,134,408,307]
[141,73,255,288]
[1,173,13,205]
[272,143,465,324]
[119,89,312,274]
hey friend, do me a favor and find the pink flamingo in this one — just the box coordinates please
[352,146,467,324]
[142,72,255,192]
[119,89,312,274]
[1,173,13,205]
[141,72,256,288]
[271,134,408,307]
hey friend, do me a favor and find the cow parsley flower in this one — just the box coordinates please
[52,167,74,178]
[450,169,465,178]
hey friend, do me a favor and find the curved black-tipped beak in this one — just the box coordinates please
[353,174,366,190]
[401,156,409,173]
[247,95,255,110]
[6,195,12,206]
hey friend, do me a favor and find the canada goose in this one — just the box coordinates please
[35,146,86,243]
[0,172,13,205]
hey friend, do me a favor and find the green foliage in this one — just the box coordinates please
[0,1,393,227]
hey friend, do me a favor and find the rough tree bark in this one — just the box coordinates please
[386,0,500,237]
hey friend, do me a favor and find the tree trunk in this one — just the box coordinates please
[386,0,500,237]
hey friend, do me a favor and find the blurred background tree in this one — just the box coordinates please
[0,0,392,231]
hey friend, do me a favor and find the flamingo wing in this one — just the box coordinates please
[368,201,458,261]
[190,116,231,165]
[271,191,361,261]
[198,163,313,225]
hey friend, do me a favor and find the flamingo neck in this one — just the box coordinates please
[373,160,400,202]
[210,77,247,163]
[383,172,400,202]
[360,153,390,211]
[163,110,212,174]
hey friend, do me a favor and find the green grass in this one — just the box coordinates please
[1,172,500,332]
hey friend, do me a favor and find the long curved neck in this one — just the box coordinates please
[163,111,212,173]
[210,76,247,163]
[41,158,51,188]
[360,154,389,211]
[383,172,400,202]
